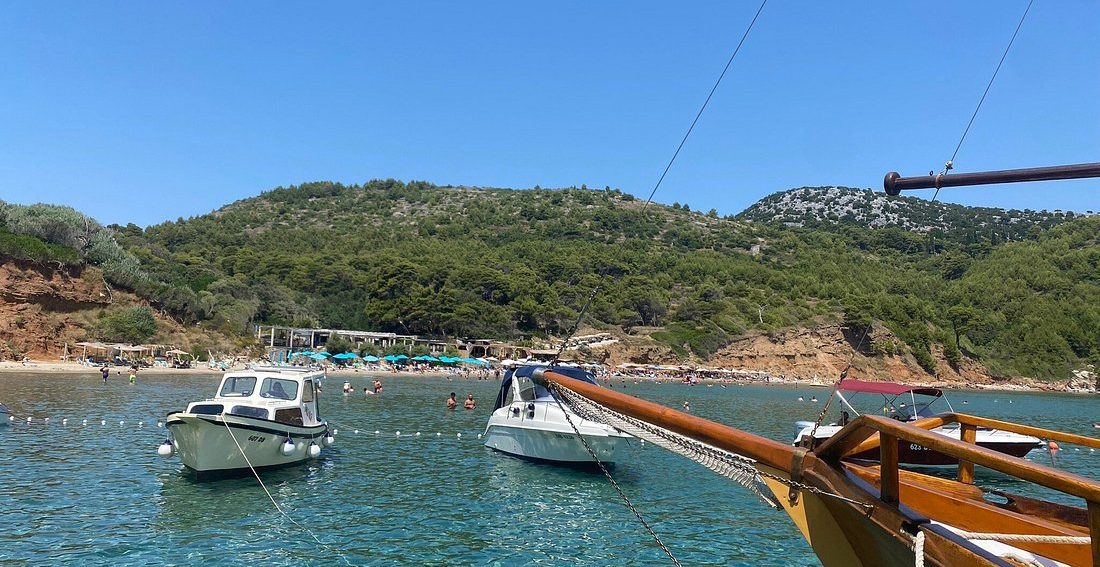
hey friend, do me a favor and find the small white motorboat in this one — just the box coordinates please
[164,367,332,479]
[483,365,631,465]
[793,379,1040,465]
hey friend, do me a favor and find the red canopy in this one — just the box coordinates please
[837,379,942,397]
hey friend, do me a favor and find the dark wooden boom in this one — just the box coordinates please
[884,162,1100,195]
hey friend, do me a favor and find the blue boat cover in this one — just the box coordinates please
[492,365,598,411]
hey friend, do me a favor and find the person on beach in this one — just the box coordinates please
[101,366,110,383]
[447,392,457,409]
[464,394,476,410]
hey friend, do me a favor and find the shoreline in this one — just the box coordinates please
[0,360,1092,395]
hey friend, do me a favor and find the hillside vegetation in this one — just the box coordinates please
[3,183,1097,381]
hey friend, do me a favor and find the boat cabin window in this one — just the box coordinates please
[220,376,256,397]
[260,378,299,400]
[191,404,224,415]
[515,375,552,402]
[303,380,314,403]
[229,405,269,419]
[275,408,303,426]
[516,375,538,402]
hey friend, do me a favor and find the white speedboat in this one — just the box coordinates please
[483,365,631,464]
[164,367,332,478]
[793,379,1040,466]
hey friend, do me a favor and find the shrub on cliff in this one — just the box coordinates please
[96,307,158,344]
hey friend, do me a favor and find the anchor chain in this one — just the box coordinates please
[547,385,682,567]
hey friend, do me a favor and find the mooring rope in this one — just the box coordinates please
[547,388,682,567]
[913,529,926,567]
[221,420,355,566]
[949,529,1090,546]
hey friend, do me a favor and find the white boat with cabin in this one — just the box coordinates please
[793,379,1040,465]
[164,366,332,478]
[483,365,631,464]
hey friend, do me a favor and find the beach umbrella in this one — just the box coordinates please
[383,355,398,362]
[309,353,329,360]
[332,353,358,360]
[423,355,440,363]
[395,355,409,360]
[362,355,380,362]
[438,356,458,364]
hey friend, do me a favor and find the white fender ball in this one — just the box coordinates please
[157,440,174,458]
[308,443,321,458]
[322,434,334,447]
[280,438,296,456]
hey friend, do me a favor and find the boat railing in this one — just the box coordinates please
[814,413,1100,563]
[814,412,1100,485]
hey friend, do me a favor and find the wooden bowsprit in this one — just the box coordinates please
[533,368,1100,567]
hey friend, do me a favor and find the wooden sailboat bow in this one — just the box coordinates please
[533,369,1100,566]
[884,162,1100,196]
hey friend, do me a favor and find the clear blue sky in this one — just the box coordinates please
[2,1,1098,226]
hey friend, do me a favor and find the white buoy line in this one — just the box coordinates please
[7,415,487,448]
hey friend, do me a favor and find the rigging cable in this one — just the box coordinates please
[642,0,768,211]
[932,0,1035,202]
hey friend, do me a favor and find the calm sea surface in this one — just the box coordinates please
[1,371,1096,566]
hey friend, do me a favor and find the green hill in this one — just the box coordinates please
[4,181,1097,381]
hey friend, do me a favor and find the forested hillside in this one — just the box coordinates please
[3,181,1097,381]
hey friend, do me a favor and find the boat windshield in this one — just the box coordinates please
[220,376,256,397]
[260,378,299,400]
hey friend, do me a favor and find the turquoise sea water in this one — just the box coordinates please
[1,372,1096,566]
